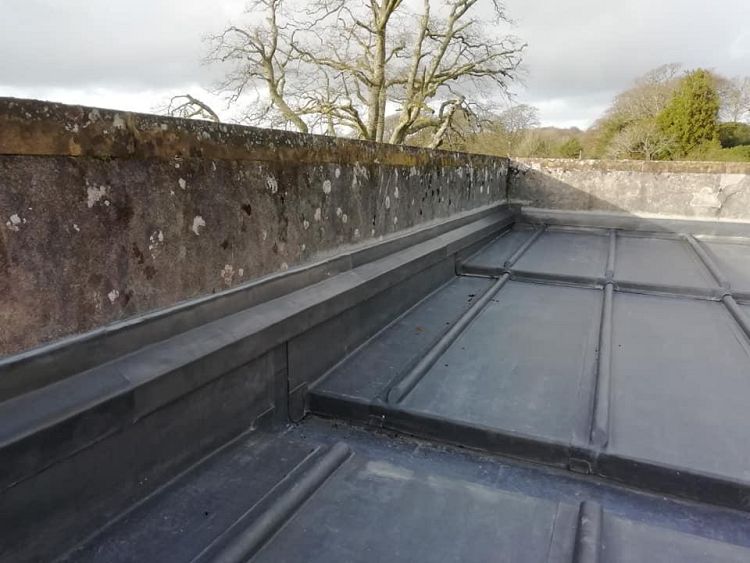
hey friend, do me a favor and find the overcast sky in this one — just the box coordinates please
[1,0,748,129]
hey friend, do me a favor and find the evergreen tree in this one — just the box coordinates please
[657,69,720,156]
[558,138,583,158]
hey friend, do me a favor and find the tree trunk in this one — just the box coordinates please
[366,29,387,141]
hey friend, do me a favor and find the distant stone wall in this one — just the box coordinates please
[0,98,509,356]
[510,158,750,220]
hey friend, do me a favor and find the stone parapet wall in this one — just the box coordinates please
[0,98,508,355]
[510,158,750,220]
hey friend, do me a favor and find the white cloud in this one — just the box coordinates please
[1,0,748,129]
[505,0,750,126]
[730,31,750,61]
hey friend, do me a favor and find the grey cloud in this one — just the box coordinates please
[0,0,244,90]
[508,0,750,125]
[1,0,748,128]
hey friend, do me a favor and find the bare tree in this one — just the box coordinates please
[290,0,406,140]
[490,103,539,154]
[387,0,524,146]
[608,63,683,122]
[163,94,221,122]
[591,64,683,158]
[606,120,675,161]
[207,0,310,133]
[718,77,750,123]
[206,0,524,143]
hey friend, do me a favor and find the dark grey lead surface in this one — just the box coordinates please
[252,450,560,563]
[401,281,600,443]
[703,239,750,291]
[318,275,493,401]
[610,292,750,481]
[312,222,750,511]
[459,225,536,271]
[602,515,750,563]
[514,230,610,279]
[614,235,717,288]
[26,216,750,562]
[66,419,750,563]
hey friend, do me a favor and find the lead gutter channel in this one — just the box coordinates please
[684,234,750,342]
[572,501,603,563]
[605,230,616,279]
[386,226,547,404]
[192,442,352,563]
[504,225,547,268]
[386,273,511,404]
[590,284,613,451]
[588,231,616,455]
[684,234,729,289]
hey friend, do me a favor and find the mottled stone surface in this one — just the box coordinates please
[510,158,750,219]
[0,98,508,355]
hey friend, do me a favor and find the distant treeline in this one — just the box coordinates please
[414,64,750,162]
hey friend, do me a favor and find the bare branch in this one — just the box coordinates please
[162,94,220,122]
[201,0,525,143]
